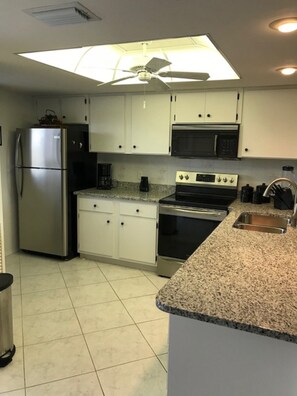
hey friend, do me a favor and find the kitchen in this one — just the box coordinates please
[0,1,297,395]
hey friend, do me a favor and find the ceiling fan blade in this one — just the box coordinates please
[97,75,135,87]
[158,71,210,81]
[145,57,171,73]
[148,77,170,91]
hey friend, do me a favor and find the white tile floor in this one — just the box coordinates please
[0,252,169,396]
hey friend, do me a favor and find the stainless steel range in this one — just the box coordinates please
[157,170,239,277]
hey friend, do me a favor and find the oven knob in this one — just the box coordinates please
[230,178,234,183]
[217,177,221,182]
[179,175,184,180]
[223,177,228,183]
[185,175,189,180]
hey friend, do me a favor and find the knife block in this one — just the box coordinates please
[273,188,294,210]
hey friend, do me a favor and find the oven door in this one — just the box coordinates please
[157,204,227,277]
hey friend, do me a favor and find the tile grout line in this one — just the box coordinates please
[60,262,107,396]
[8,253,168,394]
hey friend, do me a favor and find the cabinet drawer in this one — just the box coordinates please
[78,197,114,213]
[119,201,157,218]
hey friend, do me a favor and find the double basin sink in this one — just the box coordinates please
[233,212,289,234]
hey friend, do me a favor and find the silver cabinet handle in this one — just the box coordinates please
[214,134,218,155]
[15,132,23,197]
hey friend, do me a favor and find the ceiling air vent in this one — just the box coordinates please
[24,2,101,26]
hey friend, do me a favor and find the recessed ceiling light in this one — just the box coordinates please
[276,67,297,76]
[269,17,297,33]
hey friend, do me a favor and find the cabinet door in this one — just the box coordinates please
[130,94,171,154]
[118,216,157,265]
[61,97,88,124]
[205,91,239,123]
[78,211,114,257]
[35,97,61,123]
[173,92,206,123]
[239,89,297,159]
[89,95,126,153]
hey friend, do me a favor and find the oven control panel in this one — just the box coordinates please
[176,171,239,188]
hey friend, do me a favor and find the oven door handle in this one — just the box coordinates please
[159,204,227,220]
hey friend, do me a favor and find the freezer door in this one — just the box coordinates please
[18,168,68,256]
[16,128,67,169]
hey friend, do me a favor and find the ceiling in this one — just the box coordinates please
[0,0,296,95]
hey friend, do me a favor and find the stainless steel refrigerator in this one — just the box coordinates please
[15,125,96,259]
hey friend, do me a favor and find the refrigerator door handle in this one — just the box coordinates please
[15,132,23,197]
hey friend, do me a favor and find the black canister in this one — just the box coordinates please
[252,191,262,204]
[240,184,254,202]
[256,183,270,204]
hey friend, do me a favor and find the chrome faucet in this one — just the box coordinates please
[263,177,297,228]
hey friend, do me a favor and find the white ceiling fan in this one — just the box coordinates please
[97,43,210,90]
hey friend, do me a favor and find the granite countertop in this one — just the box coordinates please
[156,199,297,344]
[75,182,175,203]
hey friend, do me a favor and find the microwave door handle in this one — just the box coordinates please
[214,134,218,155]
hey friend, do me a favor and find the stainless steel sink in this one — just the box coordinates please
[233,212,289,234]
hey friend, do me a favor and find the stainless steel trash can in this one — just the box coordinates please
[0,273,15,367]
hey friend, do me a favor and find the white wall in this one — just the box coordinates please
[0,89,34,255]
[98,153,297,189]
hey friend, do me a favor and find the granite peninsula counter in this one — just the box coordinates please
[156,200,297,396]
[156,200,297,343]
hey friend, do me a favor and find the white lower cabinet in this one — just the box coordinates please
[78,197,158,267]
[78,197,114,257]
[118,201,157,265]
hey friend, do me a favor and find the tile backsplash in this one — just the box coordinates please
[98,154,297,190]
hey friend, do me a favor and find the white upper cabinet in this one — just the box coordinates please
[172,90,241,123]
[60,97,88,124]
[89,95,126,153]
[35,96,88,124]
[239,89,297,159]
[89,93,171,155]
[130,94,171,155]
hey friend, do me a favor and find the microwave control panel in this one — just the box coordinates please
[176,171,239,188]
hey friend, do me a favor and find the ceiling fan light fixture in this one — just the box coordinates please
[138,70,152,82]
[269,17,297,33]
[276,67,297,75]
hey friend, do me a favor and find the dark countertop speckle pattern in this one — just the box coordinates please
[156,199,297,344]
[75,182,175,203]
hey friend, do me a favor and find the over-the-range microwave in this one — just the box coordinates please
[171,124,240,159]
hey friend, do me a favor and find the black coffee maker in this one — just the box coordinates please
[97,163,112,190]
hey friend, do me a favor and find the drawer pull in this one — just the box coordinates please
[93,204,97,208]
[136,209,139,213]
[107,220,110,224]
[121,222,124,226]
